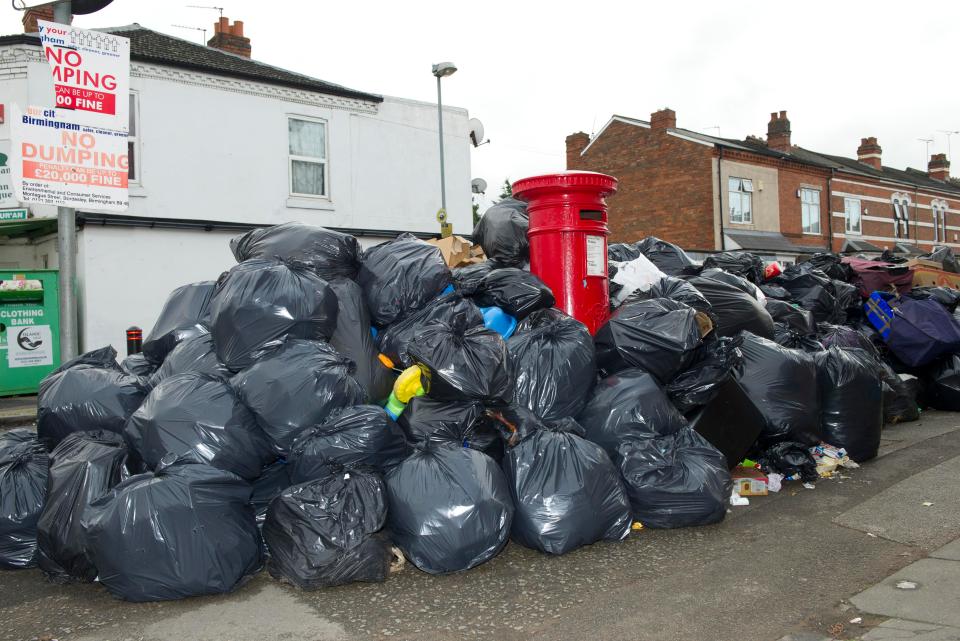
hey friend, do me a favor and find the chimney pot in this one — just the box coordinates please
[233,20,244,36]
[767,109,792,152]
[208,16,252,58]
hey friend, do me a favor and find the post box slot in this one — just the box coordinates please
[579,209,603,221]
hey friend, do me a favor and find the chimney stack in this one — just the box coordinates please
[650,108,677,131]
[767,110,791,152]
[207,17,251,58]
[22,2,55,33]
[857,137,883,170]
[929,153,951,181]
[565,132,590,169]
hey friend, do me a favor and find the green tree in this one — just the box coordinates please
[472,201,481,226]
[499,178,512,199]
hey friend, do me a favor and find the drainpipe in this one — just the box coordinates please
[826,168,835,253]
[717,147,725,250]
[914,185,920,248]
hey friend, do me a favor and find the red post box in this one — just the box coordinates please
[512,171,618,335]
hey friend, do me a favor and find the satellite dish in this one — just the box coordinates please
[469,118,486,147]
[471,178,487,194]
[71,0,115,15]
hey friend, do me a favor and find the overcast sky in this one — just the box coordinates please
[4,0,957,211]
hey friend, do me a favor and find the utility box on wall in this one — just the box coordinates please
[0,270,61,396]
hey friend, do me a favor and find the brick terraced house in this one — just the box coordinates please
[566,109,960,262]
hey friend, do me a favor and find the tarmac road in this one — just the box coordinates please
[3,412,960,641]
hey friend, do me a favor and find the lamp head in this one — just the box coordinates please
[432,62,458,78]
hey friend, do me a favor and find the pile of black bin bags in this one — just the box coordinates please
[4,225,927,602]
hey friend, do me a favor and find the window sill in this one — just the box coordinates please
[727,220,754,226]
[845,231,862,236]
[286,196,335,211]
[802,231,822,236]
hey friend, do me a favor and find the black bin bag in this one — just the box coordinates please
[774,267,837,323]
[922,354,960,411]
[508,312,596,421]
[764,299,817,335]
[666,335,744,414]
[125,373,274,480]
[385,445,514,574]
[263,469,391,589]
[207,258,339,370]
[288,405,409,484]
[818,323,879,359]
[594,297,703,382]
[84,457,262,602]
[471,268,555,320]
[37,431,128,583]
[735,333,821,449]
[607,242,642,263]
[229,222,362,280]
[635,236,700,276]
[398,397,500,455]
[121,353,156,379]
[377,293,483,368]
[0,429,48,569]
[625,275,713,317]
[702,251,764,284]
[141,281,215,364]
[38,346,148,449]
[880,363,919,424]
[407,316,513,405]
[687,377,765,469]
[231,339,367,456]
[773,323,825,352]
[149,331,231,386]
[502,410,631,555]
[358,233,453,327]
[452,261,495,296]
[577,369,687,458]
[251,459,291,530]
[472,197,529,267]
[618,428,731,529]
[814,348,883,462]
[327,277,394,404]
[687,273,775,339]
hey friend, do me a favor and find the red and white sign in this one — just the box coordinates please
[10,104,129,211]
[37,20,129,131]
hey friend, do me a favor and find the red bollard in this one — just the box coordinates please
[512,171,618,335]
[126,326,143,356]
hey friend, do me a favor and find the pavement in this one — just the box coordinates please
[0,394,36,428]
[3,411,960,641]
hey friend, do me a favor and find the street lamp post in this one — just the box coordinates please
[432,62,457,225]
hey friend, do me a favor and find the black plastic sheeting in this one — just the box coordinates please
[452,262,495,296]
[229,222,363,281]
[735,333,821,449]
[617,428,731,529]
[508,313,596,421]
[207,258,339,370]
[37,346,148,450]
[634,237,701,276]
[687,273,774,339]
[37,431,128,583]
[666,336,745,414]
[814,348,883,462]
[376,293,483,368]
[396,398,500,456]
[327,277,394,404]
[149,331,231,386]
[125,373,274,480]
[702,251,764,284]
[85,458,262,602]
[0,429,48,569]
[922,354,960,411]
[141,281,215,364]
[594,298,703,382]
[288,406,409,484]
[385,445,513,574]
[577,369,687,458]
[472,198,529,267]
[407,317,513,405]
[471,268,555,320]
[764,299,817,335]
[358,234,452,327]
[231,340,367,456]
[263,470,391,589]
[503,413,631,555]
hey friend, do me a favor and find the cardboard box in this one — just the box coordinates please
[731,466,769,496]
[426,235,478,268]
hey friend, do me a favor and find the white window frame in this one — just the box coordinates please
[127,91,140,185]
[892,194,911,240]
[933,199,949,243]
[800,187,821,234]
[728,177,753,224]
[844,197,862,235]
[287,115,329,199]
